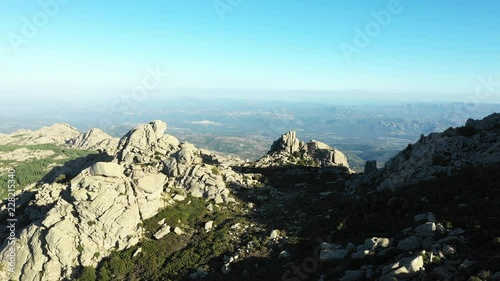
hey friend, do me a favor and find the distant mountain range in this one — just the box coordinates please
[2,99,498,172]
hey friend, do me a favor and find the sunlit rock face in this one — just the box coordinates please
[256,130,351,169]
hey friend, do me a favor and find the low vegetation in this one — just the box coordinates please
[0,144,93,199]
[78,197,263,281]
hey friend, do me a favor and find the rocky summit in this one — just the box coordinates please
[0,114,499,281]
[256,131,350,170]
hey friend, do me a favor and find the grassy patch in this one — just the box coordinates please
[0,144,93,199]
[92,196,253,281]
[143,197,208,233]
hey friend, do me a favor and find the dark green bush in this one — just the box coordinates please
[78,267,97,281]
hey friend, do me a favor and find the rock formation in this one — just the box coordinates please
[0,123,81,146]
[68,128,119,153]
[0,120,261,281]
[364,160,377,174]
[256,131,350,169]
[348,113,500,192]
[269,131,303,155]
[0,123,119,153]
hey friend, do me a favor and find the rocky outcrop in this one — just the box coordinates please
[0,123,81,146]
[0,123,118,154]
[255,131,350,169]
[89,162,123,178]
[0,167,144,281]
[269,131,303,155]
[348,113,500,192]
[364,160,377,174]
[68,128,119,153]
[116,120,169,164]
[0,120,262,281]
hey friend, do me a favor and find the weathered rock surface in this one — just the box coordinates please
[0,123,81,146]
[0,120,256,281]
[0,123,118,154]
[0,170,144,281]
[382,254,424,280]
[68,128,119,153]
[348,113,500,193]
[89,162,123,178]
[0,148,54,162]
[255,131,351,169]
[154,224,171,240]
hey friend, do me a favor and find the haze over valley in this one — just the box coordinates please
[2,96,498,172]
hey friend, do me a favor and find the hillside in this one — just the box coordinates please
[0,114,499,281]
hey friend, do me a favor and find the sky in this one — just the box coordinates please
[1,0,500,103]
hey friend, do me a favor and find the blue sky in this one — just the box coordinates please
[1,0,500,102]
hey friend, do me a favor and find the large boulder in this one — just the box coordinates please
[382,254,425,280]
[89,162,124,178]
[320,249,349,261]
[134,173,167,219]
[397,236,422,252]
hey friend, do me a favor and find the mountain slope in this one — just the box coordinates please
[0,114,499,281]
[348,113,500,194]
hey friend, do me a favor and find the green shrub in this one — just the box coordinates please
[443,220,453,229]
[91,195,250,281]
[432,256,442,264]
[0,144,93,199]
[97,266,111,281]
[143,197,207,233]
[211,166,221,175]
[78,267,97,281]
[336,219,346,230]
[77,244,84,253]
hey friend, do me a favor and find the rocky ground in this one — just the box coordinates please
[0,114,498,281]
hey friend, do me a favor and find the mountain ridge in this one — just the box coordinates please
[0,113,498,280]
